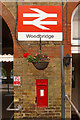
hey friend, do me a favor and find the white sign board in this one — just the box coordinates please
[18,6,62,41]
[14,76,21,86]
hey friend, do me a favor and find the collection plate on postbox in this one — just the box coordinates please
[36,79,48,107]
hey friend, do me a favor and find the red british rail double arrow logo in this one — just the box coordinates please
[18,6,62,32]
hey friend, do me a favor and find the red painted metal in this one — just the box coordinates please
[36,79,48,107]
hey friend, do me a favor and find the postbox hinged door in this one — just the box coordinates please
[36,79,48,107]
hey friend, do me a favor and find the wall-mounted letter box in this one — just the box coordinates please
[36,79,48,107]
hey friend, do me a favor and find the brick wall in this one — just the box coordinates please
[13,43,61,119]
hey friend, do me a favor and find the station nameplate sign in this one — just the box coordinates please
[18,6,62,41]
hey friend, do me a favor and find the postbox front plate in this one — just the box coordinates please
[36,79,48,107]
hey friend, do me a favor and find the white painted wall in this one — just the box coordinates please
[71,4,80,46]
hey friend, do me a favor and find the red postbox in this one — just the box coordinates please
[36,79,48,107]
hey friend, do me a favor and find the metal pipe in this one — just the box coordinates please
[65,94,80,118]
[40,37,41,51]
[6,100,22,111]
[61,45,65,119]
[7,77,9,93]
[66,0,68,43]
[71,55,72,118]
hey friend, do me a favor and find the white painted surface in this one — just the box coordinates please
[71,47,80,53]
[0,54,13,62]
[40,89,44,96]
[18,32,62,41]
[71,4,80,46]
